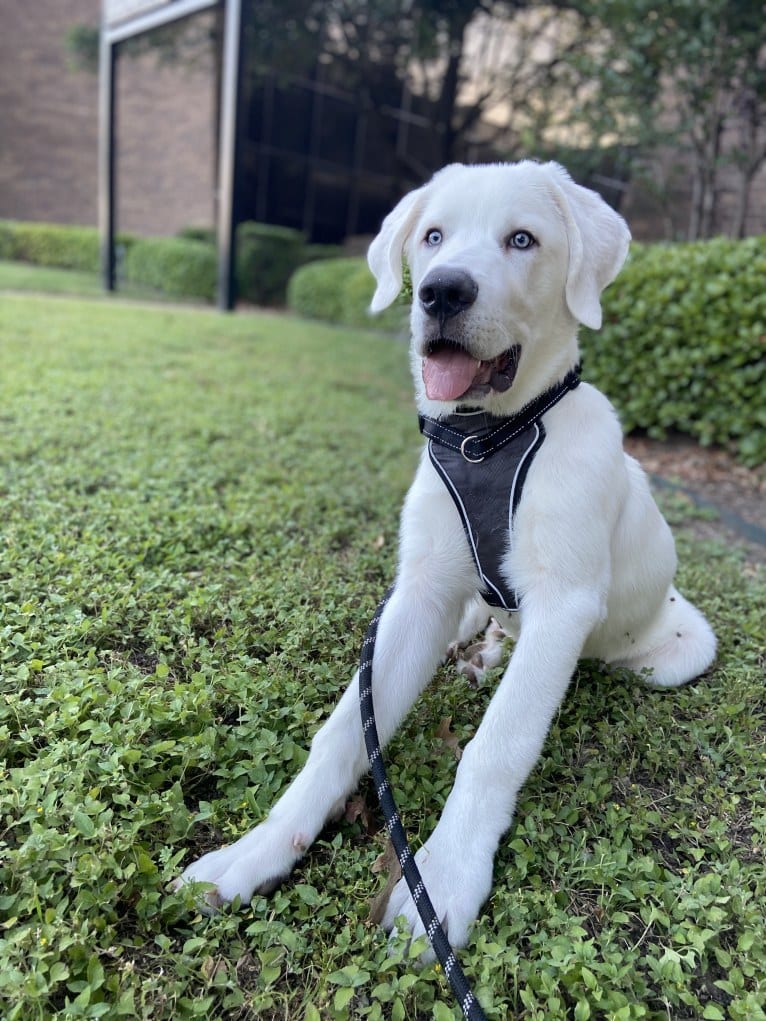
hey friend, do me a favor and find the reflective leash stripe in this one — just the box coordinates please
[359,589,488,1021]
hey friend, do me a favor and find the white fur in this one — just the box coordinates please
[178,161,716,953]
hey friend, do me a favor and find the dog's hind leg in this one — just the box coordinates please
[614,586,716,688]
[450,596,493,649]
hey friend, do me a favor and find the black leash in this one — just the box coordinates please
[359,589,488,1021]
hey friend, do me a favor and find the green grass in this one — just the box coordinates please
[0,293,764,1021]
[0,260,105,297]
[0,260,206,305]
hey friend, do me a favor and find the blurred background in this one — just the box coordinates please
[1,0,764,254]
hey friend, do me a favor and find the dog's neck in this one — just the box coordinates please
[418,366,581,461]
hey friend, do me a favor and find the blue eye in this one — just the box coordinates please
[425,229,443,247]
[508,231,536,250]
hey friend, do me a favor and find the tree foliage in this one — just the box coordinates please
[558,0,766,238]
[244,0,541,166]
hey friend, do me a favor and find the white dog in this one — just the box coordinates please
[179,161,716,950]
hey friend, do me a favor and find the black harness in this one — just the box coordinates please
[419,367,581,610]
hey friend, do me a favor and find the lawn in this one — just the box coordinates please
[0,260,207,305]
[0,290,764,1021]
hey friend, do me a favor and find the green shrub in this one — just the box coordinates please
[300,242,345,265]
[236,222,306,306]
[174,225,344,305]
[0,221,16,260]
[287,256,407,333]
[3,222,100,272]
[123,236,216,301]
[341,262,409,332]
[0,221,139,274]
[287,256,359,323]
[583,236,766,465]
[176,225,216,246]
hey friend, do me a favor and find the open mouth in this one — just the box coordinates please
[421,341,521,402]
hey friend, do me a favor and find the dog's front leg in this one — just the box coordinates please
[382,587,605,952]
[177,579,469,908]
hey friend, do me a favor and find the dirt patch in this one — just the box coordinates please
[625,433,766,566]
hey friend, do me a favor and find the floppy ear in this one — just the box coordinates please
[367,186,427,312]
[545,162,631,330]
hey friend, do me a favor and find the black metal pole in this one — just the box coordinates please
[216,0,244,311]
[98,28,116,292]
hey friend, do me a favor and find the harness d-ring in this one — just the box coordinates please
[460,435,484,463]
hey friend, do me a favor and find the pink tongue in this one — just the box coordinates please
[422,349,481,401]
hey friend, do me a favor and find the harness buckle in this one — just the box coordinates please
[460,435,484,463]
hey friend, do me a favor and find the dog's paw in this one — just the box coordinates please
[454,618,509,686]
[380,839,493,960]
[175,821,305,910]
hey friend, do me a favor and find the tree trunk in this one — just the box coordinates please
[687,159,704,241]
[732,88,766,238]
[733,169,751,239]
[699,162,717,238]
[437,11,473,165]
[688,101,725,241]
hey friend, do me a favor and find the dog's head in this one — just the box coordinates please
[368,161,630,415]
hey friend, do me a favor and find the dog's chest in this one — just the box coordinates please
[426,414,545,611]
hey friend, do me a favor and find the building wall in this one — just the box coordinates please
[0,0,101,226]
[0,0,216,235]
[115,29,216,235]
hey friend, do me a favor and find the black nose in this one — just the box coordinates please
[418,269,478,323]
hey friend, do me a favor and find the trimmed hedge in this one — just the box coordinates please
[583,236,766,465]
[0,220,101,273]
[176,225,215,245]
[287,257,408,333]
[0,219,336,306]
[236,222,306,306]
[286,240,765,464]
[123,237,217,301]
[0,221,16,260]
[287,256,359,323]
[176,224,337,305]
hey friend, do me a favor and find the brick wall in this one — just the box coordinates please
[0,0,101,226]
[115,30,216,235]
[0,0,215,235]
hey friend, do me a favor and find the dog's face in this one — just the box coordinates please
[368,161,630,415]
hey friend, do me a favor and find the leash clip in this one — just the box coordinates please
[460,435,484,463]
